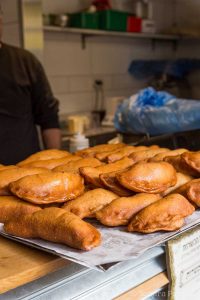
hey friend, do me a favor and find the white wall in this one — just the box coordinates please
[1,0,21,47]
[43,0,179,117]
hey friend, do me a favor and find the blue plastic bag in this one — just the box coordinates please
[114,87,200,136]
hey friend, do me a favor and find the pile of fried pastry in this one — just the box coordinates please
[1,143,200,252]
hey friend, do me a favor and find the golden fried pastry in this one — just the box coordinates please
[95,145,151,162]
[117,162,177,194]
[53,157,103,173]
[99,170,134,196]
[20,155,82,170]
[75,143,125,158]
[128,148,169,164]
[0,167,48,196]
[162,172,193,196]
[107,146,144,163]
[164,155,199,177]
[0,165,17,171]
[0,196,41,223]
[17,149,71,166]
[174,178,200,207]
[4,207,101,251]
[128,194,195,233]
[80,157,134,187]
[63,188,118,218]
[9,172,84,204]
[149,149,188,162]
[96,193,161,226]
[107,145,160,163]
[78,167,103,188]
[181,151,200,173]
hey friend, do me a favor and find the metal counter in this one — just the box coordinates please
[0,246,166,300]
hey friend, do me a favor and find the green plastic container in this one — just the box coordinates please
[99,10,129,32]
[69,12,99,29]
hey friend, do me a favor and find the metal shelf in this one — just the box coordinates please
[43,25,179,49]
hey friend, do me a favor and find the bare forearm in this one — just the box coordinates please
[41,128,61,149]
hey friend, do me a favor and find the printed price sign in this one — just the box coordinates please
[167,225,200,300]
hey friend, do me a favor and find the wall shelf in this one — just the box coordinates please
[43,25,180,50]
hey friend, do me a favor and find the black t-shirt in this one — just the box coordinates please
[0,43,60,165]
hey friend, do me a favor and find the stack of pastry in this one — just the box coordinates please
[1,145,200,252]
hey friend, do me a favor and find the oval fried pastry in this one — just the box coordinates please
[99,170,134,197]
[150,149,188,162]
[128,194,195,233]
[4,207,101,251]
[62,188,118,218]
[129,148,169,164]
[20,155,82,170]
[162,172,193,196]
[174,178,200,207]
[0,167,48,196]
[80,157,134,188]
[107,145,147,163]
[0,196,41,223]
[96,193,161,226]
[117,162,177,193]
[18,149,71,166]
[75,143,125,158]
[9,172,85,204]
[181,151,200,173]
[54,157,103,173]
[164,155,199,177]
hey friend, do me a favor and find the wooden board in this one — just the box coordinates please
[0,236,69,294]
[115,272,169,300]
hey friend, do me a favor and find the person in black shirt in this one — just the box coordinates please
[0,5,61,165]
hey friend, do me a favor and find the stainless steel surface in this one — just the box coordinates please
[0,246,166,300]
[20,0,43,62]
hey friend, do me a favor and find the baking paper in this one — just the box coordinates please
[1,211,200,270]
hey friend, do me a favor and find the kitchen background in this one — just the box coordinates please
[2,0,200,118]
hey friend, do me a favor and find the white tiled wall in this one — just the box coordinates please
[43,0,180,116]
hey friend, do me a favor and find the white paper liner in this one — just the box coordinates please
[1,211,200,270]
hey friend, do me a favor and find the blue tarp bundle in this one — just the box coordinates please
[114,87,200,136]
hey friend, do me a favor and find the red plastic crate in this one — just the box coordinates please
[127,16,142,32]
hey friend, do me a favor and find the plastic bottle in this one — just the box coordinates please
[69,133,89,153]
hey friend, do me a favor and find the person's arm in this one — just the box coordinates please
[30,54,61,150]
[41,128,61,149]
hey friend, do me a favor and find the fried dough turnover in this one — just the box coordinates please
[4,207,101,251]
[149,149,188,162]
[107,145,146,163]
[128,194,195,233]
[80,157,134,187]
[99,170,134,196]
[162,172,193,196]
[0,165,17,171]
[174,178,200,207]
[0,196,41,223]
[17,149,71,166]
[62,188,118,218]
[20,155,82,170]
[0,167,48,196]
[164,155,199,177]
[53,157,103,173]
[128,148,169,164]
[181,151,200,173]
[96,193,161,226]
[75,143,125,158]
[9,172,84,204]
[117,162,177,193]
